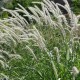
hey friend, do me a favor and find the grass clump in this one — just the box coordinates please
[0,0,80,80]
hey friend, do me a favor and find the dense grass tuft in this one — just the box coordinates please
[0,0,80,80]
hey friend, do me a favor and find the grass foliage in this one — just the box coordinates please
[0,0,80,80]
